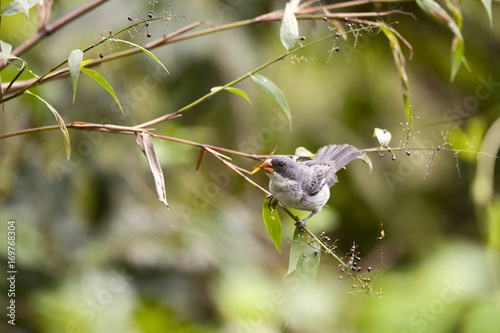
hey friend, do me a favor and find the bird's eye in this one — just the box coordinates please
[277,162,285,169]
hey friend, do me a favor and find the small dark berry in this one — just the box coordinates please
[128,16,133,21]
[147,33,152,38]
[148,13,153,18]
[299,36,306,40]
[392,154,396,161]
[145,23,149,27]
[406,150,411,156]
[323,17,328,21]
[367,266,372,272]
[335,33,340,38]
[335,47,340,52]
[99,53,104,59]
[109,30,113,35]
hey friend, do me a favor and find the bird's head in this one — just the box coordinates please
[260,155,297,179]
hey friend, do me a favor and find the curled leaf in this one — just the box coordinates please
[251,74,292,130]
[211,86,252,105]
[136,132,169,207]
[416,0,464,81]
[111,38,169,74]
[81,68,124,114]
[26,91,71,159]
[381,26,411,126]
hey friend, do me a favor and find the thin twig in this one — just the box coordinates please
[6,0,109,60]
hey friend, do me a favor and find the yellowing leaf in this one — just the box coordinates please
[136,132,169,207]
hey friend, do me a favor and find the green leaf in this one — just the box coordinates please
[381,26,411,125]
[373,127,392,147]
[68,49,83,103]
[1,0,39,19]
[0,40,12,54]
[416,0,464,82]
[111,38,169,74]
[287,226,308,275]
[294,241,321,282]
[280,2,299,51]
[25,91,71,159]
[0,52,18,61]
[250,73,292,130]
[81,68,124,114]
[263,197,282,253]
[210,86,252,105]
[294,146,314,158]
[359,154,373,172]
[450,35,465,82]
[480,0,492,27]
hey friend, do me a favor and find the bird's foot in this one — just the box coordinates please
[267,195,278,210]
[295,220,306,230]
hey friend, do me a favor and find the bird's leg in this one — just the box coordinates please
[295,210,318,230]
[267,195,277,211]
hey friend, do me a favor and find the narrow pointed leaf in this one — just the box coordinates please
[263,197,282,252]
[81,68,124,114]
[416,0,464,81]
[287,226,308,275]
[294,241,321,282]
[280,2,299,51]
[68,49,83,103]
[480,0,492,27]
[1,0,38,19]
[112,38,169,74]
[25,91,71,159]
[136,132,169,207]
[381,26,411,125]
[450,35,464,81]
[211,86,252,105]
[250,74,292,130]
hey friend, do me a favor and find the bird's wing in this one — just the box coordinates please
[316,144,364,173]
[301,164,332,195]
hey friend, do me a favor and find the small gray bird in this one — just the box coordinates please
[260,144,364,228]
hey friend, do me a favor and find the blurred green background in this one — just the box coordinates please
[1,0,499,332]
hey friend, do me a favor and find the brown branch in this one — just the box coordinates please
[1,2,416,94]
[8,0,109,60]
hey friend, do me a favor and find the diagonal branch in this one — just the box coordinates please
[7,0,109,61]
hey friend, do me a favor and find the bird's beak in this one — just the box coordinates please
[260,159,275,174]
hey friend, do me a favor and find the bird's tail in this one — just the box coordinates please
[315,144,364,173]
